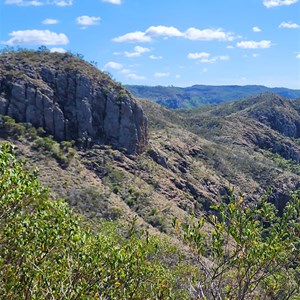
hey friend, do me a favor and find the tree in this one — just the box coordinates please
[37,45,50,52]
[174,187,300,299]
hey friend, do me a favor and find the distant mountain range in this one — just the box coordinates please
[126,84,300,109]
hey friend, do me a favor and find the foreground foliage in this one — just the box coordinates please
[175,188,300,299]
[0,142,189,299]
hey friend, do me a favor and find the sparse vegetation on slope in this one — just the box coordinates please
[0,142,193,299]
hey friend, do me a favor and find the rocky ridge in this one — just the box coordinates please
[0,51,147,154]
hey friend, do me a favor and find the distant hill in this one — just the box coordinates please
[126,84,300,109]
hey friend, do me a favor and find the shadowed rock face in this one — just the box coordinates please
[0,51,148,154]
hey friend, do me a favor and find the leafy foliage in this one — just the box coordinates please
[0,115,75,167]
[0,142,190,299]
[175,187,300,299]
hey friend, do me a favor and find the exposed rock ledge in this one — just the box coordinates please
[0,51,148,154]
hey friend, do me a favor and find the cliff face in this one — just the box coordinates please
[0,51,147,154]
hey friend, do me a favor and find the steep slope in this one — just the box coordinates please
[0,51,299,235]
[126,84,300,109]
[0,50,147,154]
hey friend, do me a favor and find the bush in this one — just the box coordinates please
[175,187,300,299]
[0,142,190,299]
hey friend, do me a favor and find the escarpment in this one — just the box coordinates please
[0,51,148,154]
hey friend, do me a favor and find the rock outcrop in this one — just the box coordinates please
[245,94,300,139]
[0,51,148,154]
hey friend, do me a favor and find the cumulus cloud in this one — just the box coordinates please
[296,53,300,59]
[187,52,210,59]
[252,26,262,32]
[201,55,229,63]
[154,72,170,78]
[124,46,150,57]
[145,26,183,37]
[43,18,59,25]
[149,55,163,60]
[76,16,100,26]
[188,52,229,63]
[50,47,66,53]
[54,1,72,6]
[263,0,298,8]
[184,27,235,41]
[279,21,300,28]
[120,68,131,74]
[5,0,43,5]
[236,40,272,49]
[2,29,69,45]
[102,0,121,4]
[112,31,152,43]
[103,61,123,70]
[127,73,145,80]
[5,0,73,6]
[113,25,237,43]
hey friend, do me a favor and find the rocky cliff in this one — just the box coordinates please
[0,51,147,154]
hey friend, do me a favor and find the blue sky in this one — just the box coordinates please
[1,0,300,88]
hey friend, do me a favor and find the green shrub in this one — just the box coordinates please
[175,187,300,299]
[0,142,190,299]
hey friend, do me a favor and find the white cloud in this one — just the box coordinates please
[124,46,150,57]
[3,29,69,45]
[120,68,131,74]
[252,26,262,32]
[112,31,152,43]
[5,0,43,5]
[149,55,163,60]
[50,47,66,53]
[127,73,145,80]
[226,45,234,49]
[252,53,259,58]
[279,21,300,28]
[113,25,237,43]
[218,55,230,60]
[103,61,123,70]
[102,0,121,4]
[5,0,73,6]
[76,16,100,26]
[53,0,72,6]
[263,0,298,7]
[188,52,229,63]
[184,27,236,41]
[154,72,170,78]
[296,54,300,59]
[188,52,210,59]
[200,55,229,63]
[145,26,183,37]
[236,40,272,49]
[175,74,181,78]
[43,18,59,25]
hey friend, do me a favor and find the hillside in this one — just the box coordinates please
[1,50,300,298]
[0,50,299,228]
[126,84,300,109]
